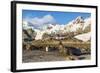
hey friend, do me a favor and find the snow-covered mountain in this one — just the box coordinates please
[65,16,91,32]
[83,17,91,31]
[23,16,91,33]
[65,16,84,32]
[23,20,31,29]
[40,16,91,34]
[22,16,91,41]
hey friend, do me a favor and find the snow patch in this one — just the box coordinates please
[74,32,91,42]
[83,18,91,30]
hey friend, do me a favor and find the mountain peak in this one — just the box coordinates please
[73,16,84,24]
[76,16,83,19]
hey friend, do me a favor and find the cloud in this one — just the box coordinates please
[26,14,56,30]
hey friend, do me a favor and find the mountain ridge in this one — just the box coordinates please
[22,16,91,41]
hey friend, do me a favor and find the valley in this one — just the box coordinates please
[22,16,91,62]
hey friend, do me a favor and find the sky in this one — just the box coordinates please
[22,10,91,25]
